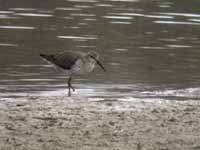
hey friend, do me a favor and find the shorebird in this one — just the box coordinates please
[40,51,106,96]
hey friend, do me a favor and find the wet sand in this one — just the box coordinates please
[0,96,200,150]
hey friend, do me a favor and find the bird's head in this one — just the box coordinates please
[87,51,106,72]
[88,51,99,59]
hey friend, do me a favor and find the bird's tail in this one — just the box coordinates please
[40,53,55,62]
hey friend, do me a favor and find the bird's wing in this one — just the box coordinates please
[52,51,81,70]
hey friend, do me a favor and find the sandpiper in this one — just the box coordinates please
[40,51,106,96]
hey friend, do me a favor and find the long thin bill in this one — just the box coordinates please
[96,59,106,72]
[90,56,106,72]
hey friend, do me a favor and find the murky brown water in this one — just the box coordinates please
[1,0,200,99]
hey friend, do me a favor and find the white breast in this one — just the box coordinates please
[71,58,95,75]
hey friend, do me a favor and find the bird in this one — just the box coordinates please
[40,51,106,96]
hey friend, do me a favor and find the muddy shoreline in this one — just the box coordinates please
[0,96,200,150]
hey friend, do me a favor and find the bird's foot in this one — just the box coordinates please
[68,86,75,96]
[70,86,75,92]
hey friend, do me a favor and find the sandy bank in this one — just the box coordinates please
[0,96,200,150]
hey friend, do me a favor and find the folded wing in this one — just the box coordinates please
[40,51,80,70]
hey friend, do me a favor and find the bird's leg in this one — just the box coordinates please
[69,77,75,92]
[67,77,72,96]
[67,77,75,96]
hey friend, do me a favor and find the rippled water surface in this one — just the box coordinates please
[1,0,200,100]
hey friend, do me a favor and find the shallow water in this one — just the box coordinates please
[1,0,200,100]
